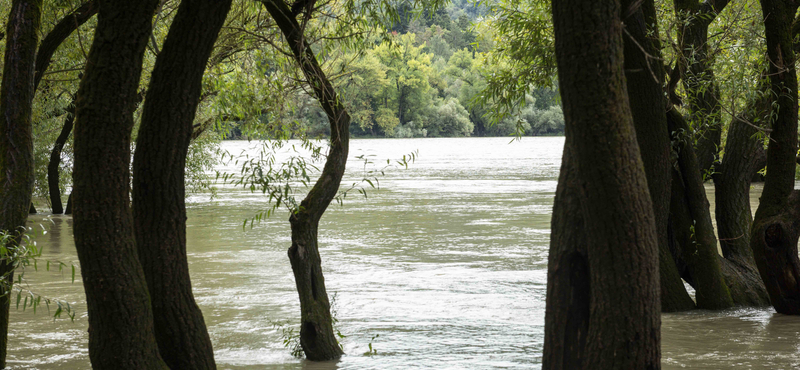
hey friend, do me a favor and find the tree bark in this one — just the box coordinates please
[48,98,75,214]
[132,0,232,368]
[544,0,660,368]
[0,0,41,366]
[750,2,800,315]
[71,0,168,367]
[262,0,347,360]
[622,0,696,312]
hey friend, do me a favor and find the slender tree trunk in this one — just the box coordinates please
[64,193,73,215]
[750,2,800,315]
[0,0,41,366]
[262,0,347,360]
[673,0,730,173]
[48,99,75,214]
[71,0,168,367]
[622,0,695,312]
[32,1,97,92]
[132,0,231,368]
[543,0,660,368]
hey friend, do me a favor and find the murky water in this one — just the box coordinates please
[7,137,799,369]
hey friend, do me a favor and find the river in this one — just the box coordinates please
[7,137,800,369]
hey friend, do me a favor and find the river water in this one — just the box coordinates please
[7,137,800,369]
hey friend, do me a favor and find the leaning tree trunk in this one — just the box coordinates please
[48,99,75,214]
[0,0,41,366]
[750,1,800,315]
[668,109,734,309]
[71,0,168,367]
[543,0,660,368]
[132,0,231,368]
[622,0,696,312]
[262,0,347,360]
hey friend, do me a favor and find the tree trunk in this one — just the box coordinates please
[544,0,660,368]
[0,0,41,366]
[48,99,75,214]
[750,2,800,315]
[262,0,347,360]
[132,0,231,368]
[64,193,72,215]
[71,0,168,367]
[667,109,735,309]
[622,0,695,312]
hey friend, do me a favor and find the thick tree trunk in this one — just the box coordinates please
[132,0,231,368]
[71,0,168,368]
[750,2,800,314]
[622,0,695,312]
[544,0,660,368]
[64,193,72,215]
[262,0,347,360]
[48,99,75,214]
[0,0,41,366]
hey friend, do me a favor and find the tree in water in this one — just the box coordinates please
[749,0,800,314]
[132,0,232,368]
[71,0,168,367]
[543,0,660,367]
[260,0,350,360]
[0,0,41,366]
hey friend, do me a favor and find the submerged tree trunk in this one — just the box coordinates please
[71,0,168,367]
[132,0,231,368]
[622,0,695,312]
[0,0,41,366]
[262,0,347,360]
[543,0,660,368]
[48,99,75,214]
[750,1,800,314]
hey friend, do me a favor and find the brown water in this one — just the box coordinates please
[7,137,800,369]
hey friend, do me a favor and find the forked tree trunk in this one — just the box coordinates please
[543,0,660,368]
[0,0,41,366]
[262,0,347,360]
[71,0,168,367]
[132,0,232,368]
[750,2,800,314]
[622,0,696,312]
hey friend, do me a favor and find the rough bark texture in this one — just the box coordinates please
[750,2,800,314]
[0,0,41,366]
[622,0,696,312]
[48,98,75,214]
[132,0,231,368]
[262,0,347,361]
[668,109,734,309]
[71,0,168,368]
[32,1,97,92]
[544,0,660,368]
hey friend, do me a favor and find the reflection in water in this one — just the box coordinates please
[5,137,800,369]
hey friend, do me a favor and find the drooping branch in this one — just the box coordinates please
[33,1,97,92]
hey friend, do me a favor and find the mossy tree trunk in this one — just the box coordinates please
[71,0,168,367]
[0,0,41,366]
[750,2,800,314]
[262,0,348,361]
[622,0,696,312]
[132,0,232,368]
[543,0,660,368]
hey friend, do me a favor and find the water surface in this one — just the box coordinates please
[8,137,799,369]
